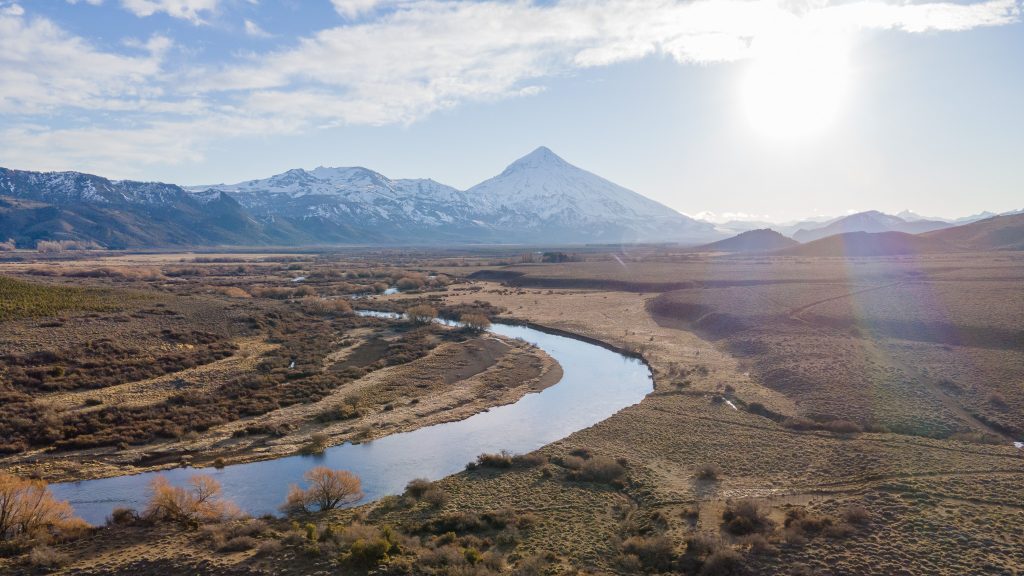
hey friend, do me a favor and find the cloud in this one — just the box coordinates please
[0,8,170,115]
[120,0,218,24]
[1,0,1020,171]
[1,2,24,16]
[244,18,271,37]
[330,0,386,18]
[66,0,104,5]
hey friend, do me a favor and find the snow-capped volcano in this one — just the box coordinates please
[467,147,717,243]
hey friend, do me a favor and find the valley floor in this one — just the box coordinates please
[2,252,1023,575]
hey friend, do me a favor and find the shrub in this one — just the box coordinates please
[405,478,432,499]
[460,312,491,332]
[476,451,513,469]
[144,474,239,525]
[106,507,139,527]
[0,472,84,542]
[822,420,862,434]
[422,487,448,509]
[219,535,257,552]
[256,539,283,556]
[569,456,626,484]
[28,545,68,568]
[281,467,363,513]
[406,304,437,324]
[622,535,675,571]
[842,505,870,525]
[512,453,548,468]
[721,500,772,536]
[699,548,744,575]
[696,464,721,481]
[300,297,352,317]
[396,276,424,291]
[0,239,14,251]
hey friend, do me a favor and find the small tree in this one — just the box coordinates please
[0,472,85,542]
[144,475,239,526]
[406,304,437,325]
[460,312,491,332]
[281,467,363,513]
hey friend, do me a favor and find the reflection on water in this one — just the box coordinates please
[52,321,653,525]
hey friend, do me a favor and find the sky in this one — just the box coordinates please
[0,0,1021,223]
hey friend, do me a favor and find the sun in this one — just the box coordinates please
[740,32,852,142]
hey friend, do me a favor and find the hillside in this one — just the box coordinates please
[696,228,798,252]
[0,168,295,248]
[778,231,951,257]
[792,210,951,243]
[922,213,1024,251]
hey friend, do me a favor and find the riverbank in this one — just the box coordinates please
[3,328,562,484]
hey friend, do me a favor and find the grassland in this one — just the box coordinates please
[1,249,1022,575]
[0,275,127,321]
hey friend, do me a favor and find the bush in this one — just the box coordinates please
[621,535,675,571]
[396,276,424,291]
[28,545,68,568]
[106,507,139,527]
[406,304,437,324]
[476,451,513,468]
[256,539,283,556]
[0,472,84,542]
[842,505,870,525]
[300,297,352,317]
[281,467,363,513]
[405,478,432,499]
[722,500,772,536]
[699,548,744,575]
[144,474,239,525]
[512,453,548,468]
[696,464,721,481]
[460,312,491,332]
[219,535,257,552]
[422,487,448,509]
[569,456,625,484]
[0,239,14,251]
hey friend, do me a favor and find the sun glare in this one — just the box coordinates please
[741,32,852,142]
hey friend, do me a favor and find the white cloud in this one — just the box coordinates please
[120,0,218,24]
[66,0,104,5]
[1,2,24,16]
[1,0,1020,171]
[0,9,169,115]
[331,0,385,18]
[244,18,271,37]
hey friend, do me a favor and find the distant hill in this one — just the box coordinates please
[697,229,798,253]
[777,231,951,257]
[922,213,1024,251]
[792,210,952,243]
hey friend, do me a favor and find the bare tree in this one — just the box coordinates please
[0,472,84,541]
[460,312,491,332]
[405,304,437,325]
[281,467,363,513]
[144,475,239,525]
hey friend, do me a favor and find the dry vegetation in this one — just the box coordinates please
[1,249,1022,575]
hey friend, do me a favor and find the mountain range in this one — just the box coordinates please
[0,147,1019,249]
[0,147,716,248]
